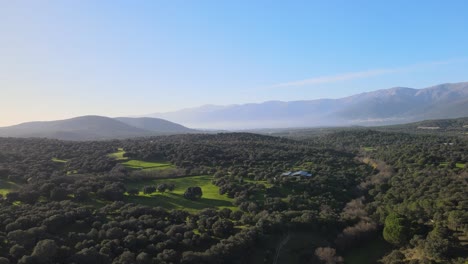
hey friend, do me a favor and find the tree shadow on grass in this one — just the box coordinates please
[125,193,233,211]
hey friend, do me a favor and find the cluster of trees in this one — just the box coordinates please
[183,187,203,200]
[0,129,466,263]
[305,130,468,263]
[0,200,263,263]
[140,183,175,195]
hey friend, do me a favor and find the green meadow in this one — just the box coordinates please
[124,175,236,212]
[121,160,174,170]
[109,148,175,170]
[52,157,68,163]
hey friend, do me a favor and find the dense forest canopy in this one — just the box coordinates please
[0,129,466,263]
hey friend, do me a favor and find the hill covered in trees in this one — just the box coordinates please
[0,116,195,141]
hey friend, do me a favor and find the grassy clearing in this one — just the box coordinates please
[108,148,174,171]
[124,175,236,212]
[439,162,466,168]
[363,147,377,151]
[0,178,20,195]
[108,148,128,161]
[52,157,68,163]
[343,236,391,264]
[121,160,174,170]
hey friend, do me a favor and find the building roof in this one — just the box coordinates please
[291,171,312,177]
[281,170,312,177]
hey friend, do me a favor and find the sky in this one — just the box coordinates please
[1,0,468,126]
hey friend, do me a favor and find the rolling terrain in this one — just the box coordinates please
[0,116,195,140]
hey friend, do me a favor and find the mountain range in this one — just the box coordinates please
[0,116,195,141]
[147,82,468,129]
[0,81,467,140]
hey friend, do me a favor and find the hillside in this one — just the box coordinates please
[115,117,195,134]
[0,116,195,140]
[373,116,468,135]
[147,82,468,129]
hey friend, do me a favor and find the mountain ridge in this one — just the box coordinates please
[147,82,468,129]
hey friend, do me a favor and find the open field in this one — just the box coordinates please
[124,175,236,211]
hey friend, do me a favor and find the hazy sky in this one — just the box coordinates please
[1,0,468,126]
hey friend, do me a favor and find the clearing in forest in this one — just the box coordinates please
[363,147,377,151]
[0,178,20,195]
[108,148,128,160]
[108,148,175,170]
[124,175,236,212]
[121,160,174,170]
[439,162,466,168]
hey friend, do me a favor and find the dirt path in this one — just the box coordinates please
[273,231,290,264]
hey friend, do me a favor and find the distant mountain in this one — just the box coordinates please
[147,82,468,129]
[373,116,468,135]
[0,116,195,141]
[115,117,195,133]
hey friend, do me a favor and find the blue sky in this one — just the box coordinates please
[1,0,468,126]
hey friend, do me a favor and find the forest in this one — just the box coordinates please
[0,129,466,264]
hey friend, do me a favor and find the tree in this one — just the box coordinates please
[184,187,203,200]
[167,183,175,192]
[143,185,156,194]
[136,252,151,264]
[157,184,167,193]
[50,188,69,201]
[9,245,26,260]
[314,247,343,264]
[127,188,139,196]
[447,210,466,231]
[113,251,135,264]
[380,250,405,264]
[6,192,19,203]
[212,219,234,237]
[32,239,58,262]
[423,225,450,260]
[97,183,126,201]
[383,213,409,245]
